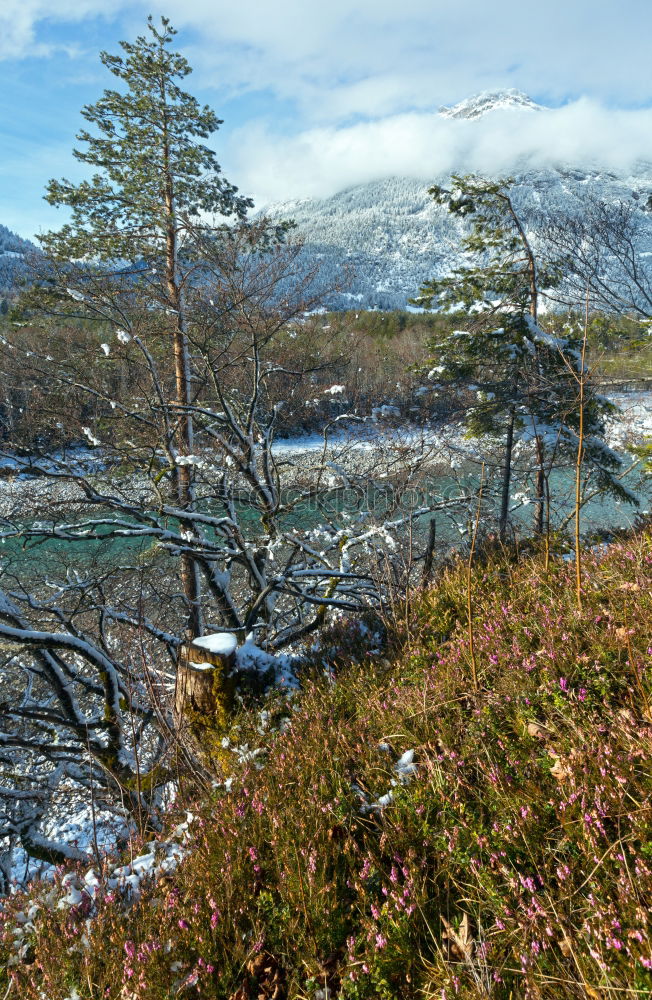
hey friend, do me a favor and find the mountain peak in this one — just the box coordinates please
[439,89,544,120]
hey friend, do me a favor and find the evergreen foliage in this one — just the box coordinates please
[35,15,259,637]
[41,16,251,266]
[413,174,633,537]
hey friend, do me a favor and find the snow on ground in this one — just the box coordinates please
[607,391,652,448]
[2,811,197,969]
[6,802,132,890]
[0,390,648,518]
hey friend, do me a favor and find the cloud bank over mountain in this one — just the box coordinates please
[1,2,651,236]
[229,97,652,208]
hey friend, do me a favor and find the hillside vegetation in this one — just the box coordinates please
[1,307,648,452]
[2,528,651,999]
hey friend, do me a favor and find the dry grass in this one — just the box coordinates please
[2,531,652,998]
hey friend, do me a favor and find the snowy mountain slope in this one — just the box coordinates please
[261,91,652,310]
[0,224,35,298]
[3,92,651,310]
[439,88,544,118]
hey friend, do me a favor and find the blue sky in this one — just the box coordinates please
[1,0,652,240]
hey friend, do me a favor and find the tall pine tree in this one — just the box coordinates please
[40,16,252,637]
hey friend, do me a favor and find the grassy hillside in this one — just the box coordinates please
[2,530,652,998]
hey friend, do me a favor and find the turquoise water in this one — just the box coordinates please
[0,461,648,580]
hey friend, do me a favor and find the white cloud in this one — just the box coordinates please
[3,0,652,114]
[150,0,652,112]
[223,101,652,207]
[0,0,115,60]
[3,0,652,235]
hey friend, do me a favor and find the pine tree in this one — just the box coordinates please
[414,175,631,540]
[40,16,252,637]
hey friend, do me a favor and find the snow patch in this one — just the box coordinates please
[193,633,238,657]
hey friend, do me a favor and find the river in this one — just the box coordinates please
[0,391,650,576]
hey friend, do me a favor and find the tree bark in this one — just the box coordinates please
[174,638,237,769]
[421,517,437,586]
[161,83,203,637]
[499,410,515,542]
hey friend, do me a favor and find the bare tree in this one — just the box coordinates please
[542,193,652,320]
[0,217,471,874]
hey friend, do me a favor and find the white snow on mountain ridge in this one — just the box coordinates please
[0,224,33,297]
[260,91,652,310]
[439,88,545,119]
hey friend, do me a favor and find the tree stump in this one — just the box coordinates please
[174,633,238,771]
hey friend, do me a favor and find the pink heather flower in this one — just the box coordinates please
[375,933,388,950]
[559,677,568,692]
[210,911,220,928]
[178,919,190,930]
[639,957,652,969]
[390,866,399,884]
[578,688,587,701]
[124,940,136,959]
[371,904,381,920]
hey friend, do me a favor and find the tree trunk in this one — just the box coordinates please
[499,410,515,542]
[174,637,237,771]
[163,144,203,637]
[534,436,545,536]
[421,517,437,586]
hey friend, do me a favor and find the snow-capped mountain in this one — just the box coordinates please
[3,91,651,311]
[439,88,544,119]
[262,91,652,310]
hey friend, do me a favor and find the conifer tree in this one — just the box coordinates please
[40,16,252,637]
[414,175,631,539]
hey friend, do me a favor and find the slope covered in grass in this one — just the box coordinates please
[2,532,652,999]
